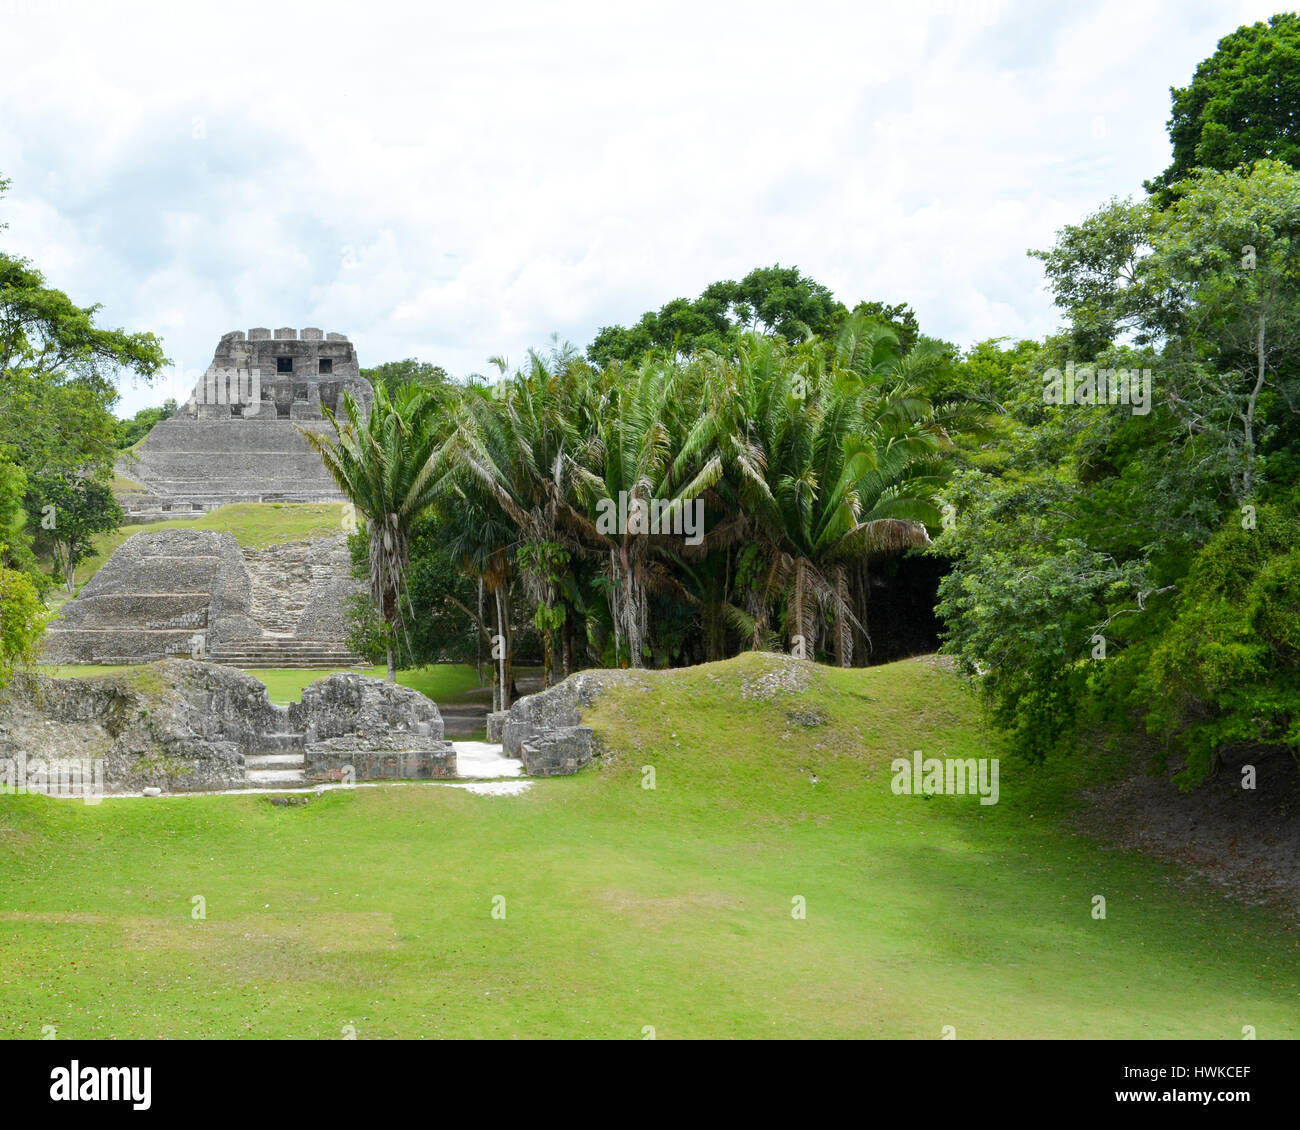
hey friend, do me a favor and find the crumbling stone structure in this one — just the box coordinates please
[494,669,648,775]
[117,327,373,519]
[177,327,371,423]
[0,663,456,793]
[43,529,364,668]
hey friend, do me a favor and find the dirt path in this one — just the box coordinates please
[1074,745,1300,917]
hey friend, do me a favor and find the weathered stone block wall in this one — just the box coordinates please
[520,726,595,776]
[43,530,261,664]
[304,745,456,781]
[290,672,445,741]
[0,663,285,792]
[499,669,647,775]
[291,672,455,780]
[115,326,372,513]
[0,663,458,793]
[242,536,359,639]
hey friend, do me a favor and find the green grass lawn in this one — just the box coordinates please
[66,502,347,588]
[2,652,1297,1039]
[37,663,487,706]
[254,664,486,705]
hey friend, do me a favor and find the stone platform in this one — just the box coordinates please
[44,529,365,667]
[0,663,455,793]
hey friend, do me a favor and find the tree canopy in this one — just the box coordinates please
[586,263,913,367]
[1146,13,1300,200]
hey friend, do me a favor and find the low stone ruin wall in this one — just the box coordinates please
[495,669,647,776]
[0,662,454,794]
[291,673,455,781]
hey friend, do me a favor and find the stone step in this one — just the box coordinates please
[214,659,368,670]
[215,656,362,663]
[211,642,364,658]
[246,752,305,768]
[214,658,363,664]
[212,648,363,657]
[215,652,362,658]
[252,733,306,753]
[213,646,361,652]
[214,637,352,647]
[246,768,306,786]
[213,639,358,647]
[215,653,363,660]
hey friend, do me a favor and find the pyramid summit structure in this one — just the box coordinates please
[116,327,373,520]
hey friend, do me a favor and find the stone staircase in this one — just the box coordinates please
[244,732,307,786]
[118,418,346,511]
[207,535,366,668]
[209,639,368,668]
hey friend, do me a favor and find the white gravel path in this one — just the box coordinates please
[30,741,531,799]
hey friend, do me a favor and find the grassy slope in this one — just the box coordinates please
[255,664,484,705]
[68,502,347,587]
[1,653,1296,1039]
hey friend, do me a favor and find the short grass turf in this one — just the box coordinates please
[1,653,1297,1039]
[254,664,486,705]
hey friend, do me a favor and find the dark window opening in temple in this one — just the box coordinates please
[276,401,290,419]
[277,356,293,373]
[318,358,333,374]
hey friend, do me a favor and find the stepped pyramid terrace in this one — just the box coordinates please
[42,528,366,668]
[44,327,372,668]
[116,327,373,521]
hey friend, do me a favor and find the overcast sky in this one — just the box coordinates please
[0,0,1282,416]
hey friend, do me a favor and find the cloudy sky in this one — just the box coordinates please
[0,0,1281,415]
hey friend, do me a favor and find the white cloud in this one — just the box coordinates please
[0,0,1283,416]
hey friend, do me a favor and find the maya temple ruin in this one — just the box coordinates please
[42,328,371,669]
[118,326,373,519]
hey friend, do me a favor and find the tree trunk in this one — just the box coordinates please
[476,577,485,685]
[561,611,573,678]
[833,563,851,668]
[503,579,514,707]
[857,561,872,665]
[625,578,644,668]
[790,558,807,655]
[382,586,398,682]
[494,586,510,710]
[1243,311,1267,500]
[608,550,621,667]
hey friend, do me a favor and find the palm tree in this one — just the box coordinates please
[300,384,443,682]
[570,355,704,668]
[433,343,598,693]
[683,332,942,664]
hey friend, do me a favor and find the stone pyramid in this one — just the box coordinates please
[116,327,373,521]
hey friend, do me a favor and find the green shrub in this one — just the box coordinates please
[1141,503,1300,786]
[0,567,50,688]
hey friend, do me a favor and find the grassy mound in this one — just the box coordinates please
[0,652,1296,1039]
